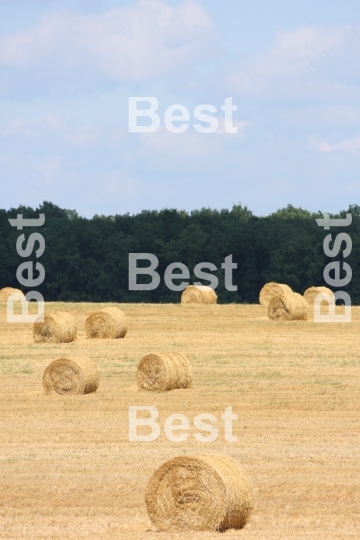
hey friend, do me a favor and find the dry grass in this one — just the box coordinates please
[0,301,359,539]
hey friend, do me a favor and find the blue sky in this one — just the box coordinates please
[1,0,360,217]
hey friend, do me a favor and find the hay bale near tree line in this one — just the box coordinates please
[303,286,334,305]
[137,352,193,391]
[259,282,293,307]
[145,454,254,532]
[0,287,25,302]
[181,285,217,305]
[85,307,127,339]
[33,312,77,343]
[43,356,99,395]
[268,292,308,321]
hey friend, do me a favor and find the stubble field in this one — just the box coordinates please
[0,302,359,539]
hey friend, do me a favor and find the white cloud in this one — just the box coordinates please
[276,105,360,130]
[257,26,349,78]
[228,25,358,102]
[0,114,123,150]
[3,114,63,135]
[309,133,360,157]
[214,118,250,136]
[0,0,218,95]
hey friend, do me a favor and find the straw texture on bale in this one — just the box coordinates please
[145,454,254,532]
[33,312,77,343]
[268,292,307,321]
[43,356,99,395]
[303,286,334,305]
[85,307,127,339]
[181,285,217,305]
[259,282,293,307]
[137,352,193,391]
[0,287,25,302]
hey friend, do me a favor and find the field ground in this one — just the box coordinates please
[0,302,359,539]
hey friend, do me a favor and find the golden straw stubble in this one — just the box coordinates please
[268,292,308,321]
[181,285,217,304]
[0,287,25,302]
[43,356,99,395]
[136,352,193,391]
[259,282,293,307]
[145,454,254,532]
[303,286,334,305]
[85,307,127,339]
[33,312,77,343]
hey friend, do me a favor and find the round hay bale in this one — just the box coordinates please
[0,287,25,302]
[268,292,307,321]
[85,307,127,339]
[137,352,193,391]
[33,312,77,343]
[303,286,334,305]
[181,285,217,305]
[145,454,254,532]
[43,356,99,395]
[259,282,293,307]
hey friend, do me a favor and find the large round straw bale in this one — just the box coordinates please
[0,287,25,302]
[303,286,334,305]
[145,454,254,532]
[43,356,99,395]
[137,352,193,391]
[259,282,293,307]
[181,285,217,304]
[85,307,127,339]
[268,292,307,321]
[33,312,77,343]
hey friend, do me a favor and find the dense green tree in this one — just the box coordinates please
[0,201,358,304]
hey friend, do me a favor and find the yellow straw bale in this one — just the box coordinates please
[137,352,193,391]
[181,285,217,304]
[85,307,127,339]
[259,282,293,307]
[145,454,254,532]
[303,286,334,305]
[43,356,99,395]
[33,312,77,343]
[268,292,307,321]
[0,287,25,302]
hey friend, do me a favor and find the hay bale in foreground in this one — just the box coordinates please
[43,356,99,395]
[85,307,127,339]
[303,286,334,305]
[181,285,217,305]
[268,292,307,321]
[145,454,254,532]
[137,352,193,391]
[259,282,293,307]
[0,287,25,302]
[33,312,77,343]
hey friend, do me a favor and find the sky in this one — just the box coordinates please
[1,0,360,217]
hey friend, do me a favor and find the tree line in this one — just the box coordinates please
[1,201,359,304]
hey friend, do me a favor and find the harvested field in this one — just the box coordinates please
[0,301,359,539]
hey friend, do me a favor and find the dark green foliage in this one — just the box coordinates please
[0,201,357,303]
